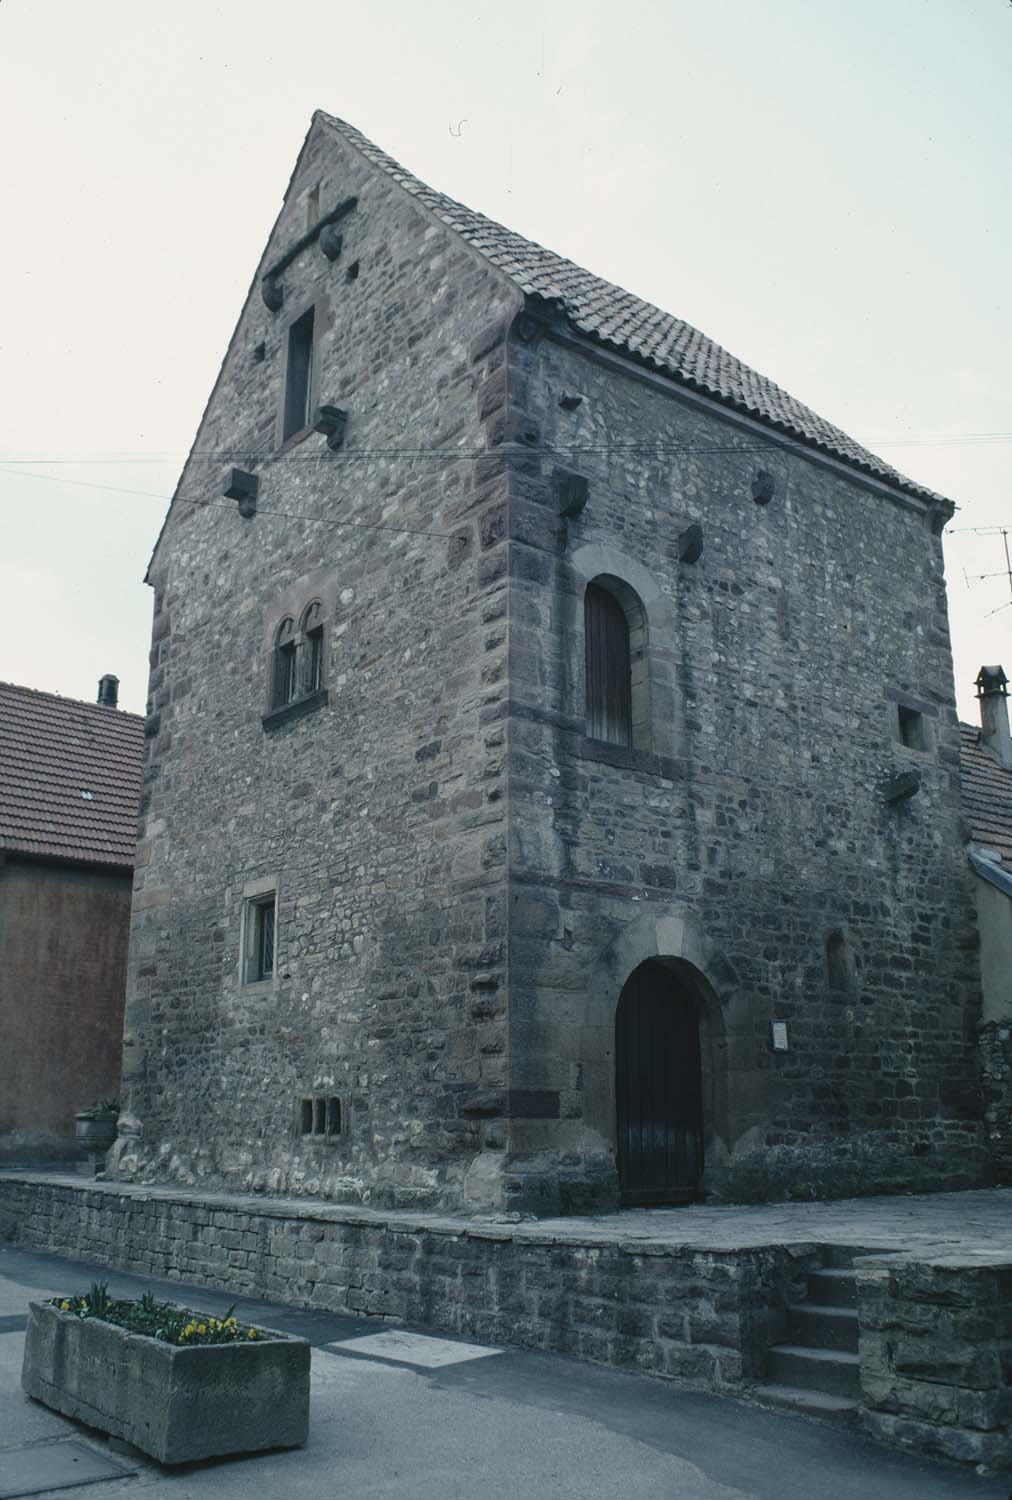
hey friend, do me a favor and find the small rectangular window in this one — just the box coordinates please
[244,893,276,983]
[897,705,925,751]
[283,307,315,442]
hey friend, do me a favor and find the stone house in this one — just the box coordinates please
[0,677,143,1162]
[111,112,986,1213]
[959,666,1012,1183]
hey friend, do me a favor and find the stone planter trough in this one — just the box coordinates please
[21,1301,310,1464]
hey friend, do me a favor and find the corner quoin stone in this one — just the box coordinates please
[21,1301,310,1465]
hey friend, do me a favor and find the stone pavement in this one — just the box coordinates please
[497,1185,1012,1254]
[0,1242,1008,1500]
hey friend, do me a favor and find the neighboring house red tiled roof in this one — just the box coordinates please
[0,682,144,869]
[959,722,1012,866]
[318,112,947,509]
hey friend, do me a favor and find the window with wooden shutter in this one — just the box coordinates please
[585,582,633,746]
[582,574,651,751]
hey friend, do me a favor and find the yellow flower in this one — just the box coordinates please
[247,1329,256,1339]
[197,1324,206,1335]
[60,1300,70,1311]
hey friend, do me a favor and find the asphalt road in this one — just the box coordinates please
[0,1244,1006,1500]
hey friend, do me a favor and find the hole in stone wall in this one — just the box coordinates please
[300,1099,313,1135]
[346,259,360,282]
[326,1097,341,1135]
[253,342,266,364]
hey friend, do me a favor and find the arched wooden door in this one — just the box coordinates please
[615,960,703,1205]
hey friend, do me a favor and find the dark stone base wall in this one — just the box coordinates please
[0,1177,802,1389]
[980,1022,1012,1186]
[858,1254,1012,1470]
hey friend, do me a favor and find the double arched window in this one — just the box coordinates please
[584,576,650,749]
[270,601,326,711]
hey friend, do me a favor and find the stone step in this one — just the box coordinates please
[806,1267,856,1308]
[786,1302,859,1354]
[751,1382,860,1423]
[765,1344,861,1400]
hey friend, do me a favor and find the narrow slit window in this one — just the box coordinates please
[244,892,276,984]
[283,306,315,442]
[826,932,849,992]
[300,1099,314,1135]
[326,1097,341,1135]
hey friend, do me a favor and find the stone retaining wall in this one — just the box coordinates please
[0,1176,803,1389]
[857,1253,1012,1470]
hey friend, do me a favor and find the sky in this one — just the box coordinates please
[1,0,1009,720]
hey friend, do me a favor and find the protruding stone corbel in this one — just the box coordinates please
[223,468,259,519]
[677,522,703,564]
[319,225,343,262]
[554,468,588,518]
[261,277,284,313]
[313,404,348,451]
[883,769,921,804]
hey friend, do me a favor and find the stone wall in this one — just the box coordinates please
[491,306,985,1209]
[979,1022,1012,1186]
[857,1253,1012,1469]
[115,117,522,1209]
[0,1176,802,1390]
[0,860,131,1162]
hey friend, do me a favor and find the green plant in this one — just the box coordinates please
[75,1099,120,1122]
[51,1290,259,1346]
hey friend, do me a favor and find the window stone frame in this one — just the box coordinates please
[563,543,678,764]
[240,876,279,991]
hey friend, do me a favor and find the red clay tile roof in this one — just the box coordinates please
[0,682,144,869]
[318,112,947,509]
[959,721,1012,866]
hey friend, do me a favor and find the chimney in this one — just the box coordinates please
[976,665,1012,769]
[97,674,119,709]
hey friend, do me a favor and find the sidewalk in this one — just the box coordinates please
[0,1243,1006,1500]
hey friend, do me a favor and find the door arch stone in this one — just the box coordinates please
[580,910,748,1201]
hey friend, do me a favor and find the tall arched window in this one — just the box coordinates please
[271,617,297,709]
[584,577,649,749]
[300,601,324,695]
